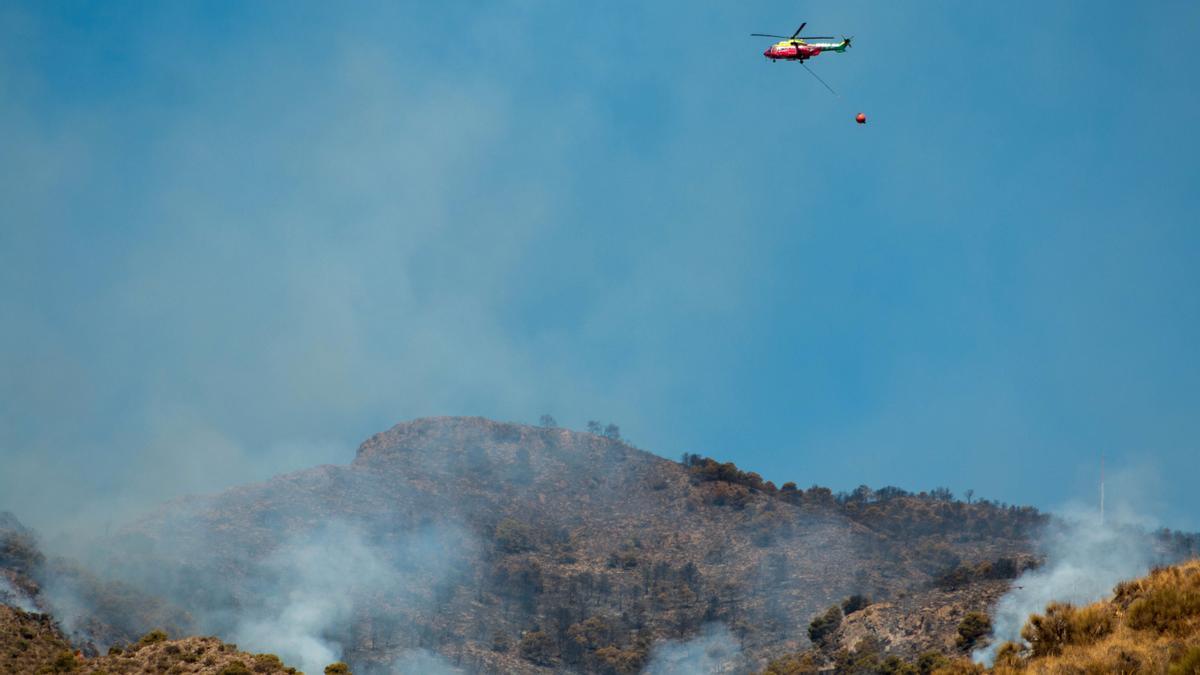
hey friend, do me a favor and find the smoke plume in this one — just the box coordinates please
[975,508,1159,663]
[643,623,743,674]
[0,576,36,612]
[230,521,476,674]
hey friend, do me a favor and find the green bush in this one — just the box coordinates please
[956,612,991,649]
[324,663,351,675]
[46,650,77,673]
[807,605,843,644]
[218,662,252,675]
[138,629,169,645]
[495,518,536,553]
[879,655,918,674]
[916,650,952,674]
[1169,644,1200,675]
[253,653,285,672]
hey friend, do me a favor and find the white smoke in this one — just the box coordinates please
[643,623,743,674]
[974,507,1158,663]
[231,521,475,674]
[0,575,37,612]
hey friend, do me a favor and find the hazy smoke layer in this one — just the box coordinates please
[975,511,1157,663]
[390,648,464,674]
[643,623,743,674]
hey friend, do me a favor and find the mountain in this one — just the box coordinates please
[103,417,1053,673]
[2,417,1191,674]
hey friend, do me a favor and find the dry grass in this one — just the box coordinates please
[0,605,73,675]
[0,612,302,675]
[75,634,302,674]
[977,559,1200,675]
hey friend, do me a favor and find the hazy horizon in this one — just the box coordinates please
[3,1,1198,538]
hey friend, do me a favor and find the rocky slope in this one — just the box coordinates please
[6,417,1192,674]
[1,605,303,675]
[91,418,1050,673]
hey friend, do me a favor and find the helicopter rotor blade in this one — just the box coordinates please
[797,36,835,40]
[751,33,792,39]
[791,22,807,39]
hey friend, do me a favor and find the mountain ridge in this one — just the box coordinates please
[9,416,1193,674]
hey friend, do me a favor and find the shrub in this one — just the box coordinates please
[956,612,991,649]
[1020,602,1073,657]
[807,605,843,644]
[138,629,169,645]
[253,653,285,672]
[1126,586,1200,633]
[879,655,918,674]
[916,650,952,674]
[842,594,872,614]
[989,557,1019,579]
[1170,644,1200,675]
[494,518,536,553]
[929,659,984,674]
[218,662,252,675]
[935,565,975,590]
[593,645,646,674]
[991,642,1024,670]
[47,650,77,673]
[833,635,885,673]
[324,663,351,675]
[762,650,821,674]
[518,630,556,666]
[1066,604,1114,645]
[568,616,614,652]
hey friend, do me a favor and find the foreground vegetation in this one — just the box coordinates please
[983,559,1200,675]
[762,559,1200,674]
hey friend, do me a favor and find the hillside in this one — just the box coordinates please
[1,605,304,675]
[2,417,1192,674]
[832,559,1200,675]
[67,418,1052,672]
[984,559,1200,674]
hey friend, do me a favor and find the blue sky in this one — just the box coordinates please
[2,1,1198,535]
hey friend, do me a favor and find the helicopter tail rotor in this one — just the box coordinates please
[842,35,854,48]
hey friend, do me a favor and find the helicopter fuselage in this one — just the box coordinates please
[764,39,848,61]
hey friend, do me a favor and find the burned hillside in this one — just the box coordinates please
[2,417,1056,673]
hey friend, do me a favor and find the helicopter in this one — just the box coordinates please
[752,22,852,63]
